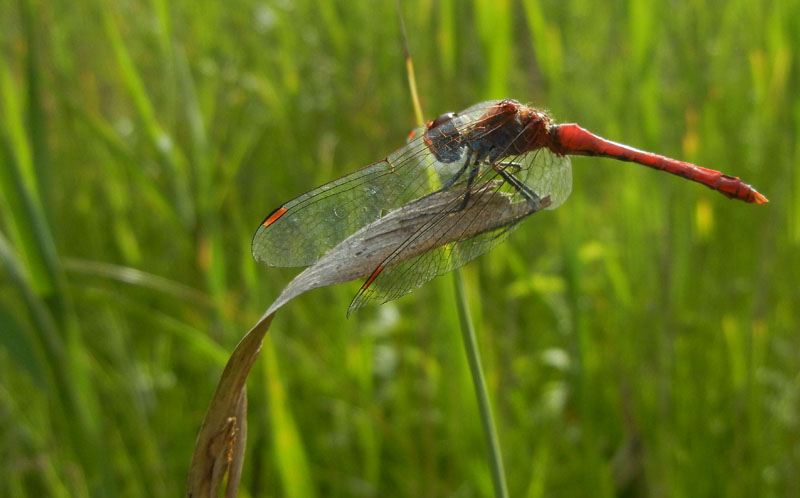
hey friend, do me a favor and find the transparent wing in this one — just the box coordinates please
[348,148,571,314]
[251,100,507,267]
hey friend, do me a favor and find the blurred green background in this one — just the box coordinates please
[1,0,798,496]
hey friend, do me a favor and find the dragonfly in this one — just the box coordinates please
[252,99,768,315]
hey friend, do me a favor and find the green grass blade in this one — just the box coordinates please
[101,6,194,227]
[0,58,59,297]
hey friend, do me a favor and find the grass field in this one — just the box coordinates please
[1,0,799,496]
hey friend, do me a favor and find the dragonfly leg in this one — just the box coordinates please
[456,157,482,210]
[441,153,472,191]
[493,162,545,211]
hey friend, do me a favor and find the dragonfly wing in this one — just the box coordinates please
[347,149,571,314]
[252,157,406,267]
[347,219,528,315]
[515,149,572,210]
[252,141,468,266]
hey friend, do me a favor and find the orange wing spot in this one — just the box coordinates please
[262,206,288,227]
[361,265,385,290]
[407,129,417,140]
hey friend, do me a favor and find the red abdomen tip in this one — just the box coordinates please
[751,190,769,204]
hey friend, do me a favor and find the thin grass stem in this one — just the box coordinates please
[453,271,509,498]
[397,2,509,493]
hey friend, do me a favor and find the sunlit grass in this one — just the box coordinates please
[1,0,797,496]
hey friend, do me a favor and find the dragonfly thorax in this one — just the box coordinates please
[424,99,555,165]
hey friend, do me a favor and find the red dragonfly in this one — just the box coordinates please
[253,99,767,314]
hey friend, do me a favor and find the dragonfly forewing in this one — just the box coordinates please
[252,138,462,267]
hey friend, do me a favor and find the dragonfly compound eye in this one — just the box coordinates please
[428,112,456,130]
